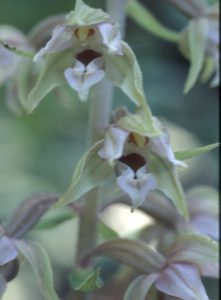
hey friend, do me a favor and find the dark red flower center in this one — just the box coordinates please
[76,49,102,66]
[119,153,146,172]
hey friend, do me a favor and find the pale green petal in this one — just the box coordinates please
[23,49,73,113]
[148,152,188,220]
[174,142,219,160]
[169,233,219,265]
[117,108,162,137]
[56,141,114,207]
[15,240,60,300]
[86,238,166,273]
[127,0,180,43]
[123,274,159,300]
[180,18,209,93]
[66,0,110,26]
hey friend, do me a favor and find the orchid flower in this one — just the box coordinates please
[31,0,148,109]
[175,0,219,92]
[85,233,218,300]
[98,107,187,212]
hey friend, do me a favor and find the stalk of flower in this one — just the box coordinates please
[98,107,187,213]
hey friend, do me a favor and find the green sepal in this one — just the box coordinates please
[175,142,219,160]
[127,0,180,43]
[56,141,114,207]
[68,267,103,292]
[15,240,60,300]
[169,233,219,265]
[123,274,159,300]
[179,18,209,93]
[86,239,166,274]
[22,49,73,113]
[148,152,189,220]
[66,0,109,26]
[117,108,162,137]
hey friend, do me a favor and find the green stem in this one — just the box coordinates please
[73,1,127,299]
[127,0,180,43]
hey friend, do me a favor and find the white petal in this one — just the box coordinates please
[116,163,157,210]
[98,127,129,161]
[156,263,209,300]
[0,236,17,266]
[149,132,186,168]
[98,23,123,55]
[34,25,74,61]
[64,58,105,101]
[190,214,219,239]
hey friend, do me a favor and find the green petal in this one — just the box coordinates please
[68,267,103,292]
[117,108,162,137]
[127,0,180,43]
[169,233,218,265]
[66,0,109,26]
[175,142,219,160]
[180,18,209,93]
[56,141,114,207]
[15,240,60,300]
[23,49,73,113]
[148,152,189,220]
[123,274,159,300]
[86,238,166,273]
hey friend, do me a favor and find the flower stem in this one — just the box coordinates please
[73,1,127,299]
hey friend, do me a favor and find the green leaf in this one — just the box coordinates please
[117,108,162,137]
[15,240,60,300]
[127,0,180,43]
[66,0,109,26]
[148,152,189,220]
[24,49,73,113]
[175,142,219,160]
[86,239,165,273]
[98,221,119,240]
[181,18,209,93]
[56,141,114,207]
[68,267,103,292]
[169,233,219,265]
[123,274,159,300]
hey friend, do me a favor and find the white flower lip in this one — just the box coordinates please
[116,161,157,211]
[64,57,105,101]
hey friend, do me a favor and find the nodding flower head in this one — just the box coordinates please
[98,107,186,210]
[178,0,219,90]
[34,0,124,101]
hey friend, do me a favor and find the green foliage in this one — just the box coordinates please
[68,267,103,292]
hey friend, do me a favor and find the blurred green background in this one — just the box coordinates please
[0,0,218,299]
